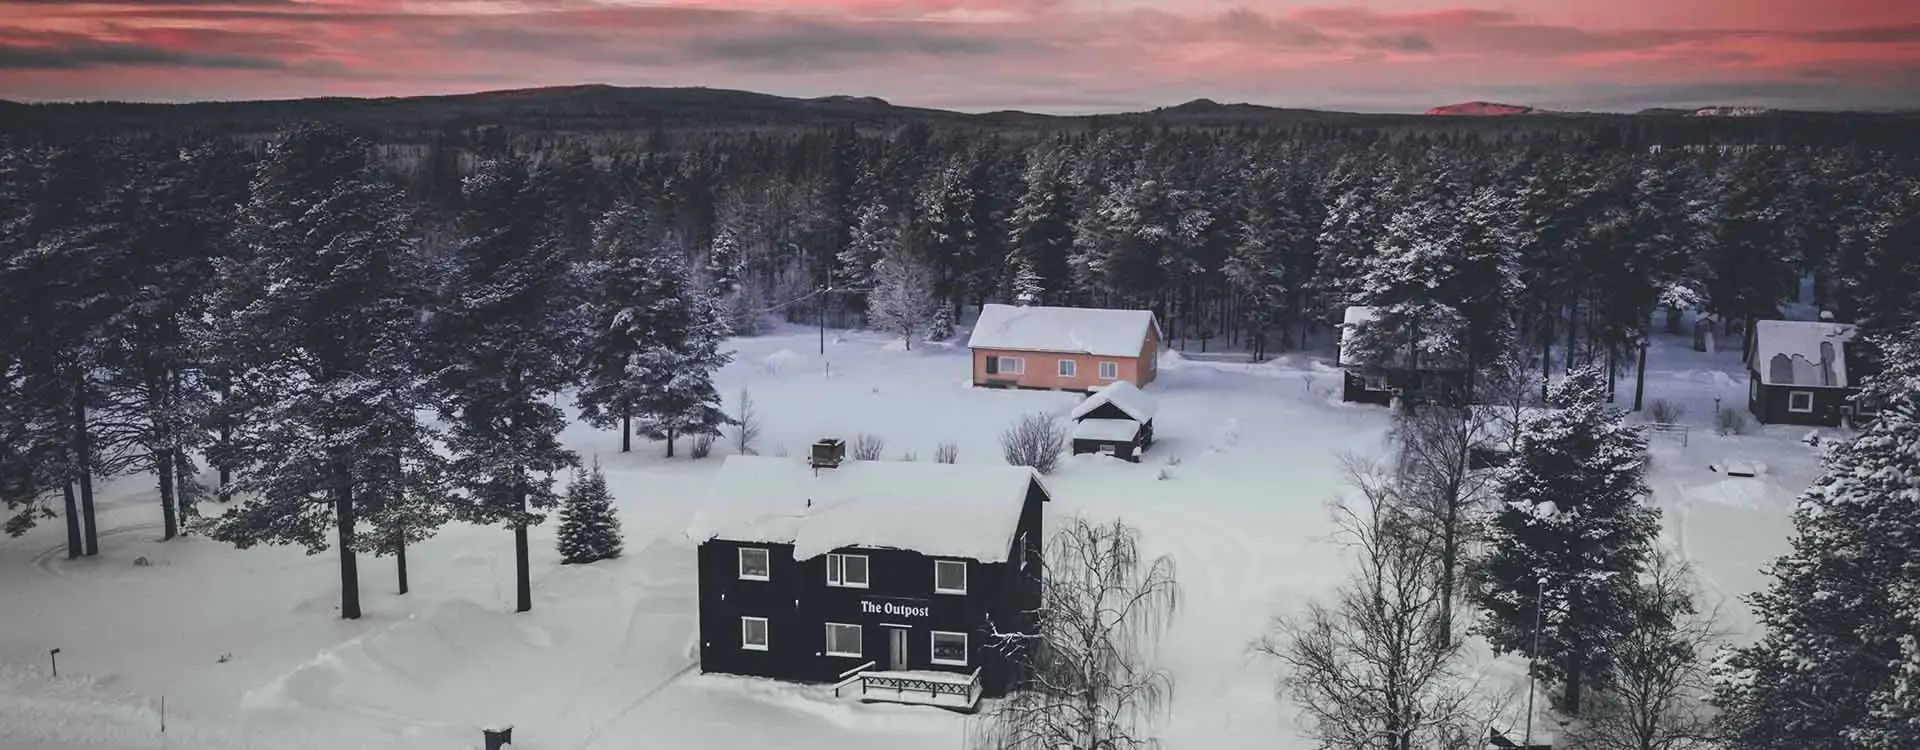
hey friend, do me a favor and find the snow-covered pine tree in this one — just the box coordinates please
[360,423,450,595]
[557,460,622,564]
[1006,141,1076,304]
[1471,365,1658,715]
[1224,167,1300,359]
[576,199,660,453]
[438,156,580,614]
[1706,152,1800,351]
[1714,323,1920,750]
[837,196,895,304]
[867,235,934,349]
[205,125,440,620]
[628,238,735,458]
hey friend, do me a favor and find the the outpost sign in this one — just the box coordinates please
[859,597,931,618]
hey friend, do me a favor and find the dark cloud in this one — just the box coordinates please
[1358,33,1435,53]
[1796,24,1920,43]
[0,30,287,70]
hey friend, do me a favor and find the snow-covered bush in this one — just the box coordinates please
[1000,412,1066,475]
[1715,407,1751,435]
[557,461,622,565]
[852,433,886,461]
[935,440,959,464]
[1649,399,1686,424]
[690,432,715,459]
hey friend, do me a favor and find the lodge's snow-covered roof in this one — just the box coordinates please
[1337,306,1379,367]
[1072,418,1142,442]
[966,304,1160,358]
[1069,380,1157,423]
[686,455,1045,563]
[1751,320,1856,388]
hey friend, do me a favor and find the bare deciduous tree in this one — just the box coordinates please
[734,387,760,455]
[852,433,886,461]
[935,440,959,464]
[1394,405,1495,644]
[1565,550,1721,750]
[1476,352,1544,456]
[1000,412,1067,474]
[1261,458,1496,750]
[974,518,1180,750]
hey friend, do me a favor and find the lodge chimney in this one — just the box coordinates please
[810,438,846,469]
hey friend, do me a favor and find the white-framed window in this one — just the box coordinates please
[1098,361,1119,380]
[934,560,968,594]
[1789,390,1815,413]
[930,631,968,666]
[825,622,864,657]
[1058,359,1077,377]
[737,547,770,581]
[826,553,869,588]
[740,616,769,651]
[1000,357,1024,375]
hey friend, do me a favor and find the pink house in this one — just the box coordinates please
[965,304,1162,391]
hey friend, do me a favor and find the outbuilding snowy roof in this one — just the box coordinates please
[1069,380,1157,422]
[1072,419,1141,442]
[1337,306,1379,367]
[686,456,1046,563]
[1750,320,1856,388]
[966,304,1160,358]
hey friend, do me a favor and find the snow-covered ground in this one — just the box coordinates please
[0,324,1831,749]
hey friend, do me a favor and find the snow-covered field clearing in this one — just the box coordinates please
[0,325,1829,749]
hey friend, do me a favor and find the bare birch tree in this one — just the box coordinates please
[1261,457,1493,750]
[1394,404,1495,644]
[1565,550,1721,750]
[973,518,1180,750]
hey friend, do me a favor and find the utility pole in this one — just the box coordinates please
[49,648,60,677]
[818,284,829,355]
[1525,575,1546,746]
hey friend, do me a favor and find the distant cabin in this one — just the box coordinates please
[1337,306,1469,406]
[1746,320,1873,427]
[967,304,1162,391]
[1069,380,1157,461]
[687,448,1048,711]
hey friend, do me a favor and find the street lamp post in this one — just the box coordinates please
[1525,575,1546,746]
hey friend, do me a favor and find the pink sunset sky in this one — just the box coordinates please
[2,0,1917,112]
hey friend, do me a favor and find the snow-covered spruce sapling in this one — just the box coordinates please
[557,460,622,565]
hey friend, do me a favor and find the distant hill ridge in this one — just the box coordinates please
[0,85,1911,140]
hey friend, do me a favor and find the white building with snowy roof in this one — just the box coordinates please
[967,304,1162,390]
[687,447,1048,710]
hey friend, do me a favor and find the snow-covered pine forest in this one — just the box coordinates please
[2,120,1918,749]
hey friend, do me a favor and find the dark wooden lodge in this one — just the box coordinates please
[1337,306,1469,407]
[1746,319,1875,427]
[689,443,1049,711]
[1069,380,1157,461]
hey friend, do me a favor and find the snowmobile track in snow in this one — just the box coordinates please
[31,522,166,578]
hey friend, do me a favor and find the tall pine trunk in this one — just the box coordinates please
[620,413,631,453]
[395,535,409,595]
[1633,338,1649,411]
[218,379,233,503]
[333,453,361,620]
[72,374,98,556]
[1564,650,1584,716]
[157,445,178,541]
[62,483,82,559]
[514,488,532,613]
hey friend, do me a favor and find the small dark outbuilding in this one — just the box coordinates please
[1337,306,1469,407]
[1069,380,1156,461]
[1745,320,1874,427]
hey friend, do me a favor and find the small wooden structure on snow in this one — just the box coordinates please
[1069,380,1157,461]
[1745,320,1872,427]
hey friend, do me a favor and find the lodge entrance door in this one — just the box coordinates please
[889,628,910,670]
